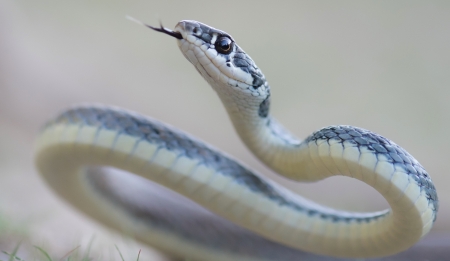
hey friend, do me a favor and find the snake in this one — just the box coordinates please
[34,19,438,261]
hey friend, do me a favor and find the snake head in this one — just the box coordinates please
[174,20,271,119]
[129,17,272,120]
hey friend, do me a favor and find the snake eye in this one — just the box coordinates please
[215,36,233,54]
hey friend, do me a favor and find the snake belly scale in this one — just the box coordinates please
[34,20,438,261]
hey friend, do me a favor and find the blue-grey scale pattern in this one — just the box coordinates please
[48,106,388,223]
[187,21,226,45]
[231,46,266,89]
[258,92,271,118]
[305,125,438,221]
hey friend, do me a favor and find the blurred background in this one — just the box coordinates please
[0,0,449,260]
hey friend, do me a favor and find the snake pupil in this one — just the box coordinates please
[215,36,233,54]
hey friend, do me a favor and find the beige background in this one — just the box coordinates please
[0,0,449,260]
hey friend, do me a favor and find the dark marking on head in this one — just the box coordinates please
[252,74,265,89]
[200,33,212,43]
[188,22,233,46]
[258,93,270,118]
[233,58,250,68]
[231,46,266,89]
[193,27,200,34]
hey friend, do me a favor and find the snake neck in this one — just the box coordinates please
[216,87,305,180]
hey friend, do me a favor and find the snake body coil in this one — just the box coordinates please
[35,20,438,261]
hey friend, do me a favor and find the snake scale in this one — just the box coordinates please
[34,20,438,261]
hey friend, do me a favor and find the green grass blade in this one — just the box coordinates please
[6,241,21,261]
[114,245,124,261]
[2,251,25,261]
[82,235,95,261]
[58,245,79,261]
[136,249,141,261]
[33,245,52,261]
